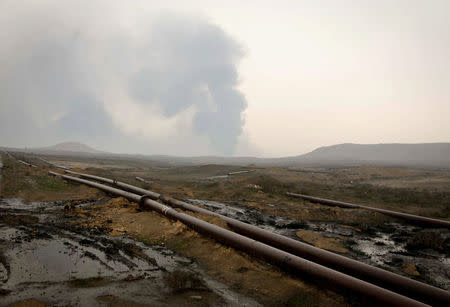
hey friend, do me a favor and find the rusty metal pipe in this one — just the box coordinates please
[65,170,155,194]
[228,170,256,175]
[18,160,37,168]
[63,170,450,306]
[287,192,450,228]
[49,171,429,306]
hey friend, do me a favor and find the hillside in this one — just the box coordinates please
[143,143,450,168]
[3,142,450,168]
[285,143,450,168]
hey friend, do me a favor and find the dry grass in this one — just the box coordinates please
[2,152,449,305]
[19,152,449,220]
[0,154,103,201]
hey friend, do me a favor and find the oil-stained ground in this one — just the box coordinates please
[0,152,449,306]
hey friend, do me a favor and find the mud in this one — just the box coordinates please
[1,154,447,305]
[0,197,259,306]
[188,199,306,230]
[0,156,3,195]
[188,198,450,290]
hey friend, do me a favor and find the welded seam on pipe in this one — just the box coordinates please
[60,170,450,306]
[49,171,429,307]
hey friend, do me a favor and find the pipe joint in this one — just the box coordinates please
[138,194,155,209]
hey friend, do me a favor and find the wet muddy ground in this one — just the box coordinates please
[0,197,259,306]
[188,199,450,291]
[1,155,449,306]
[1,196,447,306]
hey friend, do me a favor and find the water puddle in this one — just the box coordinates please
[0,197,260,306]
[1,229,159,286]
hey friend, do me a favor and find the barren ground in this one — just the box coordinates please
[1,152,449,306]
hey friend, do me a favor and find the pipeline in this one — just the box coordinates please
[287,192,450,229]
[135,176,152,184]
[18,160,37,168]
[63,170,450,306]
[228,170,256,175]
[49,171,429,307]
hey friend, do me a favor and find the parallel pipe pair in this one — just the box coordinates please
[50,171,429,306]
[60,170,450,306]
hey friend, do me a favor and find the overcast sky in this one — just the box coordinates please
[1,0,449,157]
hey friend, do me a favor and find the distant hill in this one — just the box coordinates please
[286,143,450,168]
[34,142,106,154]
[142,143,450,168]
[2,142,449,168]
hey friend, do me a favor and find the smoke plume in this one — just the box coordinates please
[0,1,247,155]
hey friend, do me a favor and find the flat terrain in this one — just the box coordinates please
[1,152,449,306]
[35,152,450,220]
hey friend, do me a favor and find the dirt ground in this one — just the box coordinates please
[0,153,351,306]
[41,153,450,221]
[0,155,103,201]
[65,196,348,306]
[1,152,449,306]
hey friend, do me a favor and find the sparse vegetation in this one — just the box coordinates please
[285,291,323,307]
[137,236,164,246]
[172,238,190,251]
[32,174,72,191]
[1,151,449,306]
[0,153,102,201]
[249,175,296,194]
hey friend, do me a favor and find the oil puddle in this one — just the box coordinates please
[0,198,260,306]
[353,233,406,265]
[0,198,62,212]
[1,229,160,286]
[0,198,105,213]
[188,199,450,291]
[188,199,305,230]
[291,219,450,290]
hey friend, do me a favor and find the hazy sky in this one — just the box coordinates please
[1,0,449,157]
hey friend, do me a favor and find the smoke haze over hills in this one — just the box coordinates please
[0,1,449,157]
[4,142,449,169]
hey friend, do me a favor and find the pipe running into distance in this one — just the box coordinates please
[63,170,450,306]
[286,192,450,228]
[49,171,429,307]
